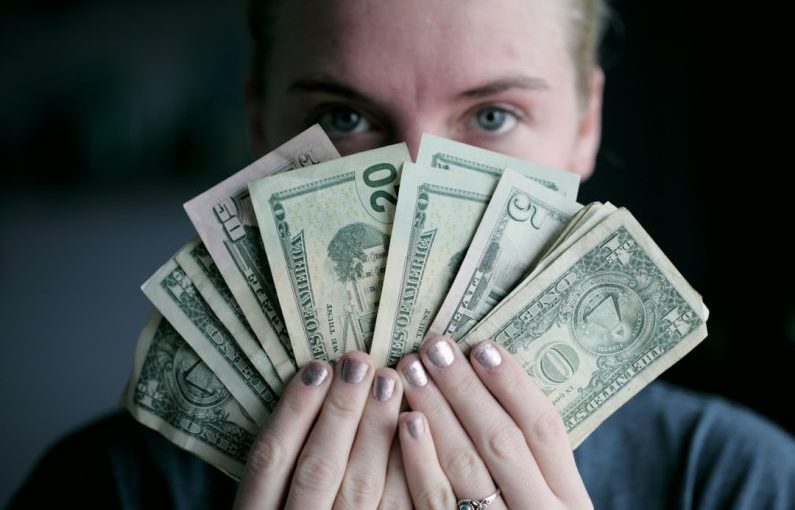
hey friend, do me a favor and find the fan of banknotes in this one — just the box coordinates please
[122,125,709,478]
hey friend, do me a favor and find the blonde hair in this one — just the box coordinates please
[248,0,610,103]
[564,0,610,102]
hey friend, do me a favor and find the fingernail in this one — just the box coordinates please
[402,359,428,387]
[373,375,396,401]
[302,362,329,386]
[340,357,368,384]
[407,415,425,438]
[474,342,502,369]
[426,339,455,368]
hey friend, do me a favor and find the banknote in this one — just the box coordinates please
[250,144,410,365]
[184,125,340,380]
[460,208,708,447]
[430,169,582,341]
[123,311,256,479]
[529,202,617,280]
[416,133,580,197]
[175,238,284,392]
[369,162,494,368]
[142,257,279,425]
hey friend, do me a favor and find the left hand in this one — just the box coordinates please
[396,334,593,510]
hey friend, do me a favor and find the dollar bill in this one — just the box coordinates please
[369,162,494,368]
[142,257,279,425]
[430,169,582,341]
[416,133,580,198]
[529,202,617,279]
[250,144,410,365]
[184,125,340,380]
[175,238,284,392]
[123,311,256,479]
[460,208,708,448]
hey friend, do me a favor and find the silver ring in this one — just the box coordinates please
[457,488,500,510]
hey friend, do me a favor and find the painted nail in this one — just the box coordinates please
[341,357,368,384]
[402,359,428,387]
[426,339,455,368]
[474,342,502,369]
[407,415,425,439]
[302,362,329,386]
[373,375,396,401]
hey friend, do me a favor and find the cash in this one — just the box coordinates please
[430,168,582,342]
[125,128,708,475]
[250,144,410,365]
[459,208,708,447]
[184,125,339,381]
[122,311,257,480]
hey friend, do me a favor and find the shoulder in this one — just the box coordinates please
[8,411,238,509]
[575,381,795,510]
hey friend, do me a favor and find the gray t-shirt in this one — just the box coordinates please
[9,381,795,509]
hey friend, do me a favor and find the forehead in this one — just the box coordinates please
[267,0,571,97]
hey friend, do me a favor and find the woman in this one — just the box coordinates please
[232,1,794,509]
[10,1,795,509]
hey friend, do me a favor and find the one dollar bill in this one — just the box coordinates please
[460,208,708,448]
[123,311,256,479]
[142,256,279,425]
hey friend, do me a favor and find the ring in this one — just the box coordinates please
[457,488,500,510]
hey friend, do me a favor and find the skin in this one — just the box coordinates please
[237,0,602,508]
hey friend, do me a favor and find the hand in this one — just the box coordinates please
[396,335,593,510]
[233,351,410,510]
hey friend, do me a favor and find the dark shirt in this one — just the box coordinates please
[9,381,795,509]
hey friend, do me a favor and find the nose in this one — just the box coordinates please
[388,118,445,162]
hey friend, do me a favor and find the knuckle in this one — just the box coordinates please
[377,498,411,510]
[293,452,339,493]
[281,387,312,416]
[414,486,456,510]
[530,407,567,446]
[337,470,383,508]
[325,392,363,422]
[443,447,484,480]
[484,424,526,463]
[245,430,285,478]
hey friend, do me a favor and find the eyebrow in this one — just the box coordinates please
[458,75,551,99]
[287,73,550,104]
[288,76,376,105]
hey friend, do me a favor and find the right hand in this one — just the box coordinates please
[233,351,409,510]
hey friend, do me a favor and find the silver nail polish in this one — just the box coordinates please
[407,415,425,438]
[302,362,329,386]
[341,357,368,384]
[373,375,396,401]
[474,343,502,369]
[402,360,428,387]
[427,340,455,368]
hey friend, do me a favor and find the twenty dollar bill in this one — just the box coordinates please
[251,144,410,365]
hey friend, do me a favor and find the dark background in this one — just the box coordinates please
[1,0,792,505]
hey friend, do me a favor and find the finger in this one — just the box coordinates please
[398,412,457,510]
[285,352,374,510]
[471,341,590,505]
[397,355,506,510]
[334,368,403,510]
[234,361,332,510]
[420,334,553,508]
[377,438,412,510]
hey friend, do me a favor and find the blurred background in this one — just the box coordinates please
[1,0,793,505]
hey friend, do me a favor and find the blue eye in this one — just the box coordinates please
[318,107,370,135]
[474,106,517,133]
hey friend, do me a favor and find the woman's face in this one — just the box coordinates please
[252,0,603,180]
